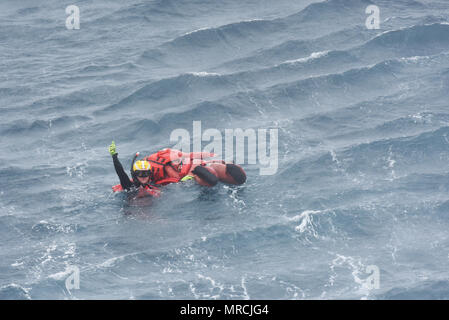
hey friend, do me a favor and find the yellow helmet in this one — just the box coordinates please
[133,160,152,177]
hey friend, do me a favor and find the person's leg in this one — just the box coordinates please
[191,165,219,187]
[208,163,246,185]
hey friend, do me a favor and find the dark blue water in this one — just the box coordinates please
[1,0,449,299]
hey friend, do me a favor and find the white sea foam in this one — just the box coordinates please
[188,71,220,77]
[289,210,322,233]
[281,51,329,65]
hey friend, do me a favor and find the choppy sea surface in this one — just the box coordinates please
[1,0,449,299]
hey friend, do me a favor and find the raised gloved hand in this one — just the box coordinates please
[109,141,117,156]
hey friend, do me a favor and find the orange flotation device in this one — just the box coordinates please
[143,148,216,185]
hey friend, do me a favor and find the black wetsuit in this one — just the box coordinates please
[112,153,135,191]
[113,154,158,212]
[112,153,159,196]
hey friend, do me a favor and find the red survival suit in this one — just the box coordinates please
[143,148,216,185]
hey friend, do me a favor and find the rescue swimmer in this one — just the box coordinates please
[109,141,246,197]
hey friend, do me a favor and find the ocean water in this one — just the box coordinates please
[1,0,449,300]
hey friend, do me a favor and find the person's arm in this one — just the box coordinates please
[109,141,133,191]
[164,165,181,180]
